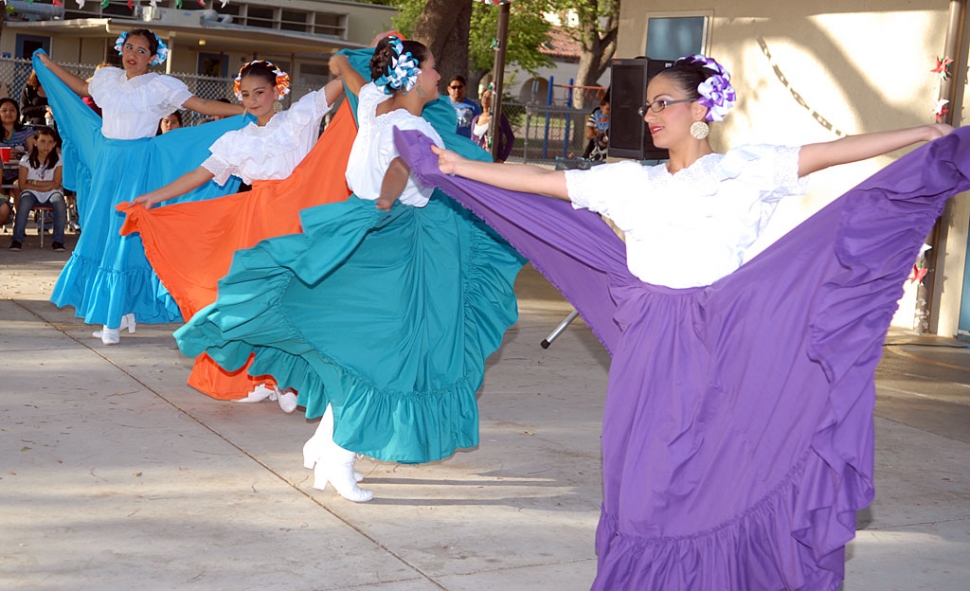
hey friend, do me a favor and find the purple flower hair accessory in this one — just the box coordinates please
[698,74,736,122]
[677,54,737,122]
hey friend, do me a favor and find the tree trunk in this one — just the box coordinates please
[412,0,474,95]
[572,1,619,110]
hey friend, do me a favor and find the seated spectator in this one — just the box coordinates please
[9,126,64,251]
[157,110,183,135]
[20,70,49,126]
[0,195,10,229]
[1,98,35,213]
[583,91,610,162]
[470,89,515,162]
[447,75,481,138]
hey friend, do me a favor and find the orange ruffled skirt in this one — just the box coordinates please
[118,101,356,399]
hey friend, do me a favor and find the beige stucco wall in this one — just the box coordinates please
[618,1,970,335]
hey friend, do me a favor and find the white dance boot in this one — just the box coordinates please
[236,383,276,403]
[277,388,298,413]
[304,404,365,487]
[92,314,136,345]
[236,384,299,413]
[313,445,373,503]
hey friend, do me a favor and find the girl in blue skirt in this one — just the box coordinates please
[36,29,245,344]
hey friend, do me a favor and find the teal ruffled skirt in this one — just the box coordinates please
[176,194,524,463]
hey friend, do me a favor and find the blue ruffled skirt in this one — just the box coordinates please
[34,51,248,328]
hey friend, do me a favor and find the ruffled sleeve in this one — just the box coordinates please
[86,67,119,105]
[565,160,647,223]
[721,144,807,203]
[200,151,236,186]
[151,75,193,112]
[357,83,388,133]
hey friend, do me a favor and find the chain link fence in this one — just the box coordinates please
[0,56,315,127]
[500,101,595,166]
[2,55,596,167]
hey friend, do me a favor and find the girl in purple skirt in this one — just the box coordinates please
[416,54,962,590]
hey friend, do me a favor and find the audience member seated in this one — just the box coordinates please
[9,126,64,251]
[157,110,183,135]
[20,70,50,126]
[1,98,34,217]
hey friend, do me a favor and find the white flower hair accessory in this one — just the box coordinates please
[374,36,422,95]
[233,60,291,101]
[676,54,737,123]
[114,31,169,67]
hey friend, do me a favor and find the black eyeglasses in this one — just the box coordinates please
[638,98,693,117]
[449,85,465,90]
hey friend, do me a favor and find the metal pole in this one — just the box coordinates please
[922,0,966,333]
[488,2,510,161]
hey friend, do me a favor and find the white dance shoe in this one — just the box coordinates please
[277,389,298,414]
[304,405,368,500]
[313,445,372,503]
[236,384,299,413]
[236,383,276,404]
[92,314,136,345]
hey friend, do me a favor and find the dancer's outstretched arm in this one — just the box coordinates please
[432,145,569,200]
[36,53,89,97]
[131,167,215,208]
[799,124,953,177]
[182,96,245,118]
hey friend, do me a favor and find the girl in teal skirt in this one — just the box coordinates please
[175,38,525,501]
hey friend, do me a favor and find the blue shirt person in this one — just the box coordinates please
[447,75,481,139]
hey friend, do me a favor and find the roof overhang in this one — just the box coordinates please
[4,18,366,55]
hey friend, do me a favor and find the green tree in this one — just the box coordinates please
[549,0,620,108]
[354,0,553,98]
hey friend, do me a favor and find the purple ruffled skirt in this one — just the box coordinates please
[397,128,970,590]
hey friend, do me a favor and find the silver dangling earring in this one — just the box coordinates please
[690,120,710,140]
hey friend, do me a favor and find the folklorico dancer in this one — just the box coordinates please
[35,29,245,345]
[405,54,963,590]
[173,36,524,502]
[123,58,358,412]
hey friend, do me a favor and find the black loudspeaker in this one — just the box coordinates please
[609,58,673,161]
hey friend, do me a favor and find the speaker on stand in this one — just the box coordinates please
[608,58,673,161]
[541,58,674,350]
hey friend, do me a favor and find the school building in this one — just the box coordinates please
[0,0,396,95]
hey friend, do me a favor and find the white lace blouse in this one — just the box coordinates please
[88,67,193,140]
[564,145,807,288]
[201,89,333,186]
[345,82,443,208]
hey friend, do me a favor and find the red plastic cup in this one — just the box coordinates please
[0,147,9,163]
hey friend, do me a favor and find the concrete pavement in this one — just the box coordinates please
[1,230,968,591]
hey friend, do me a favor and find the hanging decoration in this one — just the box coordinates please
[933,98,950,124]
[931,56,954,81]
